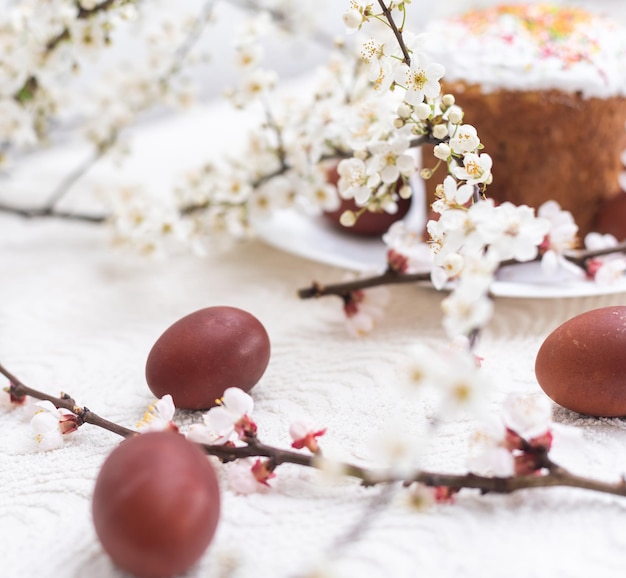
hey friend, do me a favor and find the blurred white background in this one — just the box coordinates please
[99,0,626,102]
[194,0,626,99]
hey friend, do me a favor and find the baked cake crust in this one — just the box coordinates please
[425,82,626,236]
[423,4,626,237]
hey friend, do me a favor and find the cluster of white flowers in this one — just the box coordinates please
[0,0,135,164]
[343,2,626,342]
[185,387,326,495]
[468,393,581,478]
[178,26,415,244]
[402,341,488,419]
[345,2,563,341]
[583,232,626,284]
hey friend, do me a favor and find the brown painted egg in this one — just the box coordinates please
[146,306,270,409]
[322,164,412,236]
[92,431,220,578]
[535,306,626,416]
[323,195,413,236]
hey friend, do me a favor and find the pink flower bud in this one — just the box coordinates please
[289,420,327,453]
[58,413,81,435]
[251,459,276,487]
[234,415,257,440]
[387,249,409,274]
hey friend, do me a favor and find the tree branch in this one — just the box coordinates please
[3,361,626,500]
[297,239,626,301]
[0,202,107,223]
[0,362,135,439]
[298,269,431,299]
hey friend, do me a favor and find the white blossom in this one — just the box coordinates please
[369,417,424,477]
[432,175,474,213]
[226,458,271,495]
[239,67,278,100]
[137,395,177,432]
[433,143,451,161]
[367,134,414,184]
[337,157,378,205]
[383,221,433,273]
[31,405,64,451]
[594,258,626,285]
[482,203,551,263]
[468,416,515,477]
[394,55,445,106]
[413,102,431,120]
[343,281,390,338]
[432,124,448,140]
[0,98,36,147]
[361,37,399,92]
[343,3,366,33]
[584,232,626,285]
[537,201,580,276]
[234,42,263,70]
[447,105,464,125]
[402,342,490,418]
[449,125,480,155]
[441,272,495,338]
[452,153,493,186]
[501,393,552,441]
[204,388,256,444]
[30,400,79,451]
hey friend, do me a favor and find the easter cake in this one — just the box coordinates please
[423,4,626,237]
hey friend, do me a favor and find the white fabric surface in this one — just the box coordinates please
[2,95,626,578]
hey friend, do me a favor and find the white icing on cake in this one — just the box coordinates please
[423,4,626,98]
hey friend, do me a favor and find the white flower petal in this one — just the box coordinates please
[205,406,238,434]
[502,394,552,440]
[186,423,216,445]
[222,387,254,415]
[31,411,59,434]
[155,394,176,421]
[34,400,57,414]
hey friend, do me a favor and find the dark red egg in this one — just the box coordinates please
[92,431,221,578]
[323,196,413,236]
[146,306,270,409]
[535,306,626,416]
[322,164,412,236]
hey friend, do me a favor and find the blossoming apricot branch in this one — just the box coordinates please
[2,362,136,440]
[0,0,217,227]
[297,234,626,300]
[4,360,626,500]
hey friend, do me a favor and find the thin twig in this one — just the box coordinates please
[0,203,107,223]
[157,0,216,91]
[565,241,626,268]
[44,149,108,210]
[1,362,135,439]
[298,269,431,299]
[376,0,412,65]
[297,240,626,301]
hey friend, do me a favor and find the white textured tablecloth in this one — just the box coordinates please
[2,97,626,578]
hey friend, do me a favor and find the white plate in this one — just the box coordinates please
[254,208,626,299]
